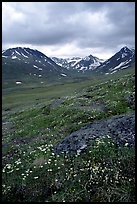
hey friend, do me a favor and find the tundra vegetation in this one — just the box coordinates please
[2,67,135,202]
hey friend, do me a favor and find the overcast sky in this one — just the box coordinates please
[2,2,135,59]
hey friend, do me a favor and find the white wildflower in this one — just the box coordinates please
[16,168,20,171]
[34,176,39,179]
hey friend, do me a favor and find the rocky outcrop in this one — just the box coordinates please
[54,112,135,154]
[126,93,135,109]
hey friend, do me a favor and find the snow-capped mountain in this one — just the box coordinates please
[52,55,104,71]
[72,55,104,71]
[2,47,69,80]
[96,46,135,74]
[51,57,82,70]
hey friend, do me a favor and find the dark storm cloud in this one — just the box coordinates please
[3,2,82,44]
[75,2,135,49]
[2,2,135,57]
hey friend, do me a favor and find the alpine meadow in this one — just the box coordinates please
[2,2,135,202]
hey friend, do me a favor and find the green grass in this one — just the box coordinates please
[2,68,135,202]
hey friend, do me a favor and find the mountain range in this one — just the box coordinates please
[52,47,135,74]
[2,46,135,82]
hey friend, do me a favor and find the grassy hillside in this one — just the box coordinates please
[2,67,135,202]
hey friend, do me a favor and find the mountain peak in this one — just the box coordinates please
[96,46,135,74]
[2,47,70,81]
[120,46,132,53]
[2,47,48,59]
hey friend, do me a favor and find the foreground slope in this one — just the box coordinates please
[2,67,135,202]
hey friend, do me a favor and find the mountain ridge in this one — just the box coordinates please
[2,46,135,82]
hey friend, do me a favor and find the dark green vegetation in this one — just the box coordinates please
[2,67,135,202]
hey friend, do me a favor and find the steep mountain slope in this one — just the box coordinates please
[2,47,70,81]
[95,46,135,74]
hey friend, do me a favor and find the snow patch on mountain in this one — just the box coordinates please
[61,73,67,77]
[83,56,90,61]
[110,61,129,71]
[33,65,38,69]
[21,52,29,58]
[16,81,22,84]
[80,66,87,71]
[12,56,17,59]
[15,50,21,55]
[122,53,127,58]
[24,49,31,55]
[110,70,118,74]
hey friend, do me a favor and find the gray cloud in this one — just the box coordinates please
[2,2,135,58]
